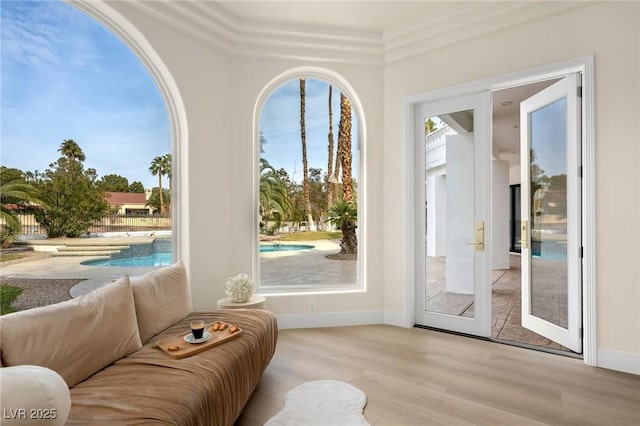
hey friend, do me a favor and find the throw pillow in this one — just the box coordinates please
[130,260,193,343]
[0,276,142,387]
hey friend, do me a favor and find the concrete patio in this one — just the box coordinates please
[424,254,572,352]
[0,238,357,298]
[260,239,357,290]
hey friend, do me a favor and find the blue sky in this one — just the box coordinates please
[260,79,359,184]
[1,0,170,189]
[1,1,358,189]
[530,97,566,178]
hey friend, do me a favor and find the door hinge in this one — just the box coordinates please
[577,85,583,98]
[581,246,584,258]
[579,327,583,339]
[578,165,583,178]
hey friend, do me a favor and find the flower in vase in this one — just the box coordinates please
[225,273,254,303]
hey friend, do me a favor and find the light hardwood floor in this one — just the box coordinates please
[237,325,640,425]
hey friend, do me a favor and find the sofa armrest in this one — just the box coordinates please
[0,365,70,425]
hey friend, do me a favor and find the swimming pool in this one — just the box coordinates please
[82,243,314,267]
[83,252,173,267]
[259,244,314,253]
[81,239,173,267]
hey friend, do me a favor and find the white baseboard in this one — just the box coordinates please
[276,310,383,329]
[383,310,411,328]
[276,310,413,329]
[597,348,640,375]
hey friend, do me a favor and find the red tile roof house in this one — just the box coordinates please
[105,192,152,215]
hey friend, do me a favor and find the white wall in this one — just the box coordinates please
[104,1,235,310]
[492,160,510,269]
[383,2,639,364]
[444,134,474,294]
[509,164,521,186]
[426,174,446,257]
[96,1,385,327]
[92,0,638,371]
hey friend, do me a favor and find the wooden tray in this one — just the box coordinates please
[156,322,243,359]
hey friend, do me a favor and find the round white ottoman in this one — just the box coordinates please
[0,365,70,425]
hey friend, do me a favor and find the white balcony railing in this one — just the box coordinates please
[425,125,455,171]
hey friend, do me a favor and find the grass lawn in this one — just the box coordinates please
[278,231,342,241]
[0,284,23,315]
[0,253,27,262]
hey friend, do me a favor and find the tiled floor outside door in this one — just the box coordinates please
[425,254,572,353]
[491,255,571,352]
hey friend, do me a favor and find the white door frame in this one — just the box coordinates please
[413,92,492,337]
[403,55,596,365]
[520,74,582,353]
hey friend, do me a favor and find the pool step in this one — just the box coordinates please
[52,250,123,257]
[52,245,130,257]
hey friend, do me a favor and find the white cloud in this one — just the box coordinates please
[1,1,170,189]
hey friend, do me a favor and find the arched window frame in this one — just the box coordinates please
[253,67,367,294]
[69,0,189,263]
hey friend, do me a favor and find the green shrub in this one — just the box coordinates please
[0,226,18,248]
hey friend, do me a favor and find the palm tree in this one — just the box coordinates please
[330,92,343,206]
[0,170,47,247]
[145,188,171,214]
[331,148,342,206]
[325,200,357,255]
[338,93,353,202]
[259,159,291,232]
[59,139,86,162]
[162,153,172,214]
[326,85,336,210]
[149,156,165,214]
[299,78,315,231]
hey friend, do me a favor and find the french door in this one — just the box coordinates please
[520,74,582,353]
[415,92,492,337]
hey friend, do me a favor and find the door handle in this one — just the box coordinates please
[466,221,484,251]
[519,221,528,249]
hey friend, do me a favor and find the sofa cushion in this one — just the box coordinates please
[67,310,278,425]
[0,276,142,388]
[130,260,192,343]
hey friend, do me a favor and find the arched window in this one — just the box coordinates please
[255,69,365,293]
[0,0,186,306]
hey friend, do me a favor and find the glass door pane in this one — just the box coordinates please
[520,73,581,353]
[424,110,476,318]
[529,98,568,328]
[415,91,491,338]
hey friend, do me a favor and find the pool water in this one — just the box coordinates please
[82,244,314,267]
[259,244,314,253]
[83,252,172,267]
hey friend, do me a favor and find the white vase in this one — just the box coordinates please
[225,274,254,303]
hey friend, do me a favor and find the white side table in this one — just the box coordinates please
[217,295,266,310]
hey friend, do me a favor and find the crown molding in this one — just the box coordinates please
[125,0,384,66]
[383,1,592,64]
[81,1,594,67]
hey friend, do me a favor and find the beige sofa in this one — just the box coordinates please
[0,261,278,425]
